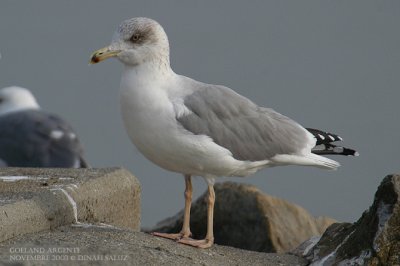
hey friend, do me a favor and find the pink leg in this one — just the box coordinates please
[152,175,193,240]
[178,183,215,248]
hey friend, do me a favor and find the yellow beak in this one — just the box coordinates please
[90,46,121,64]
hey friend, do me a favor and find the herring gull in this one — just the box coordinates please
[90,17,357,248]
[0,86,88,168]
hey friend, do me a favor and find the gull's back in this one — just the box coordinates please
[0,110,87,168]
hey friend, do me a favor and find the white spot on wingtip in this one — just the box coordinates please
[338,136,343,141]
[354,151,360,157]
[317,134,325,140]
[328,135,335,141]
[50,130,64,140]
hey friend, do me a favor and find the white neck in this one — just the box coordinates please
[120,61,175,91]
[119,61,176,116]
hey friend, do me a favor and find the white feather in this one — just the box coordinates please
[271,153,340,170]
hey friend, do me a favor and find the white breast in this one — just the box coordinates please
[119,65,197,173]
[118,64,269,177]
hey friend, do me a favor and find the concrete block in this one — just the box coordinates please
[0,167,141,242]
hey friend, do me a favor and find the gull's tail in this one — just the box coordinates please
[306,128,359,157]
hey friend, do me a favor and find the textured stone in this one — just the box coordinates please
[0,225,307,266]
[302,174,400,265]
[0,167,141,242]
[151,182,335,253]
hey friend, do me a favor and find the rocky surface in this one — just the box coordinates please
[297,174,400,265]
[3,167,399,266]
[0,167,141,242]
[0,225,307,266]
[151,182,335,253]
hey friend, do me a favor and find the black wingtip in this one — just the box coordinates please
[306,128,343,145]
[312,143,359,156]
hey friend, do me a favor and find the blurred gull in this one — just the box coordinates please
[91,17,357,248]
[0,86,88,168]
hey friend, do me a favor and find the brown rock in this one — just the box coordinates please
[302,174,400,265]
[150,182,335,253]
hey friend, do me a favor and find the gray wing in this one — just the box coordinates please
[0,110,88,168]
[176,84,311,161]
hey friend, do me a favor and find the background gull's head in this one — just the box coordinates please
[91,17,170,66]
[0,86,40,116]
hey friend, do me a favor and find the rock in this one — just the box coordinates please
[0,167,141,242]
[150,182,336,253]
[301,174,400,265]
[0,225,308,266]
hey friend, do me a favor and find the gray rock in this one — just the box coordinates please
[0,167,141,242]
[150,182,335,253]
[0,225,307,266]
[302,174,400,265]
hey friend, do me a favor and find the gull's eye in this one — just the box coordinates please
[130,33,141,43]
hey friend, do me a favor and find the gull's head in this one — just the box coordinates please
[0,86,40,116]
[90,17,170,66]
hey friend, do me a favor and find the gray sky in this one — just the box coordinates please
[1,1,399,227]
